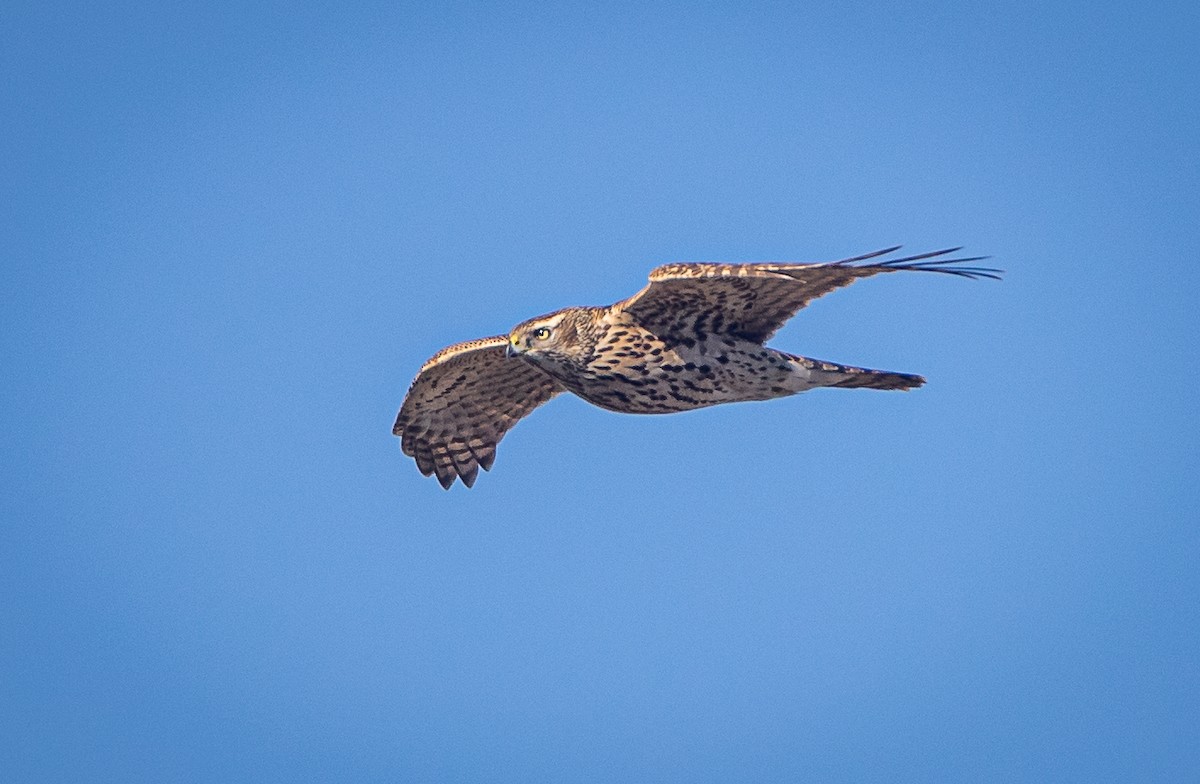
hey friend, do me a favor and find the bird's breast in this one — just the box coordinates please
[560,333,792,414]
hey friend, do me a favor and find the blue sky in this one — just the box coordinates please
[3,2,1198,781]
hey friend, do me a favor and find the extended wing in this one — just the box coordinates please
[619,247,1001,343]
[393,336,563,489]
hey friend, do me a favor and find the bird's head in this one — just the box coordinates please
[506,308,592,368]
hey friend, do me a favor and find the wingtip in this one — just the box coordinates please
[865,246,1002,280]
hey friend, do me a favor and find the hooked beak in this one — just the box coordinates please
[505,337,519,358]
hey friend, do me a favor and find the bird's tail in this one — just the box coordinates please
[786,353,925,391]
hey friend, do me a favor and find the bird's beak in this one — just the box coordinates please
[505,337,519,358]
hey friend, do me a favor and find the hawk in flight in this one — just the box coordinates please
[393,247,1000,488]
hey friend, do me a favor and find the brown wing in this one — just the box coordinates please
[619,247,1001,343]
[392,336,563,489]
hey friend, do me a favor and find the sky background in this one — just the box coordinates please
[3,1,1198,781]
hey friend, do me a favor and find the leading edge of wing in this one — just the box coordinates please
[644,246,1003,283]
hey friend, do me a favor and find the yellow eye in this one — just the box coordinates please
[533,327,551,340]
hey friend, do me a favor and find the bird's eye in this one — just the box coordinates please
[533,327,551,340]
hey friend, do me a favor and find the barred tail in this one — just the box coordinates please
[788,353,925,391]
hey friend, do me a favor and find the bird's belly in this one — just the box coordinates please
[571,339,800,414]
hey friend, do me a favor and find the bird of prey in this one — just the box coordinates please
[393,246,1000,488]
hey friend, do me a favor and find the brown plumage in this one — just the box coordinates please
[393,247,1001,488]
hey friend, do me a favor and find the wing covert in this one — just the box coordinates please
[392,336,563,489]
